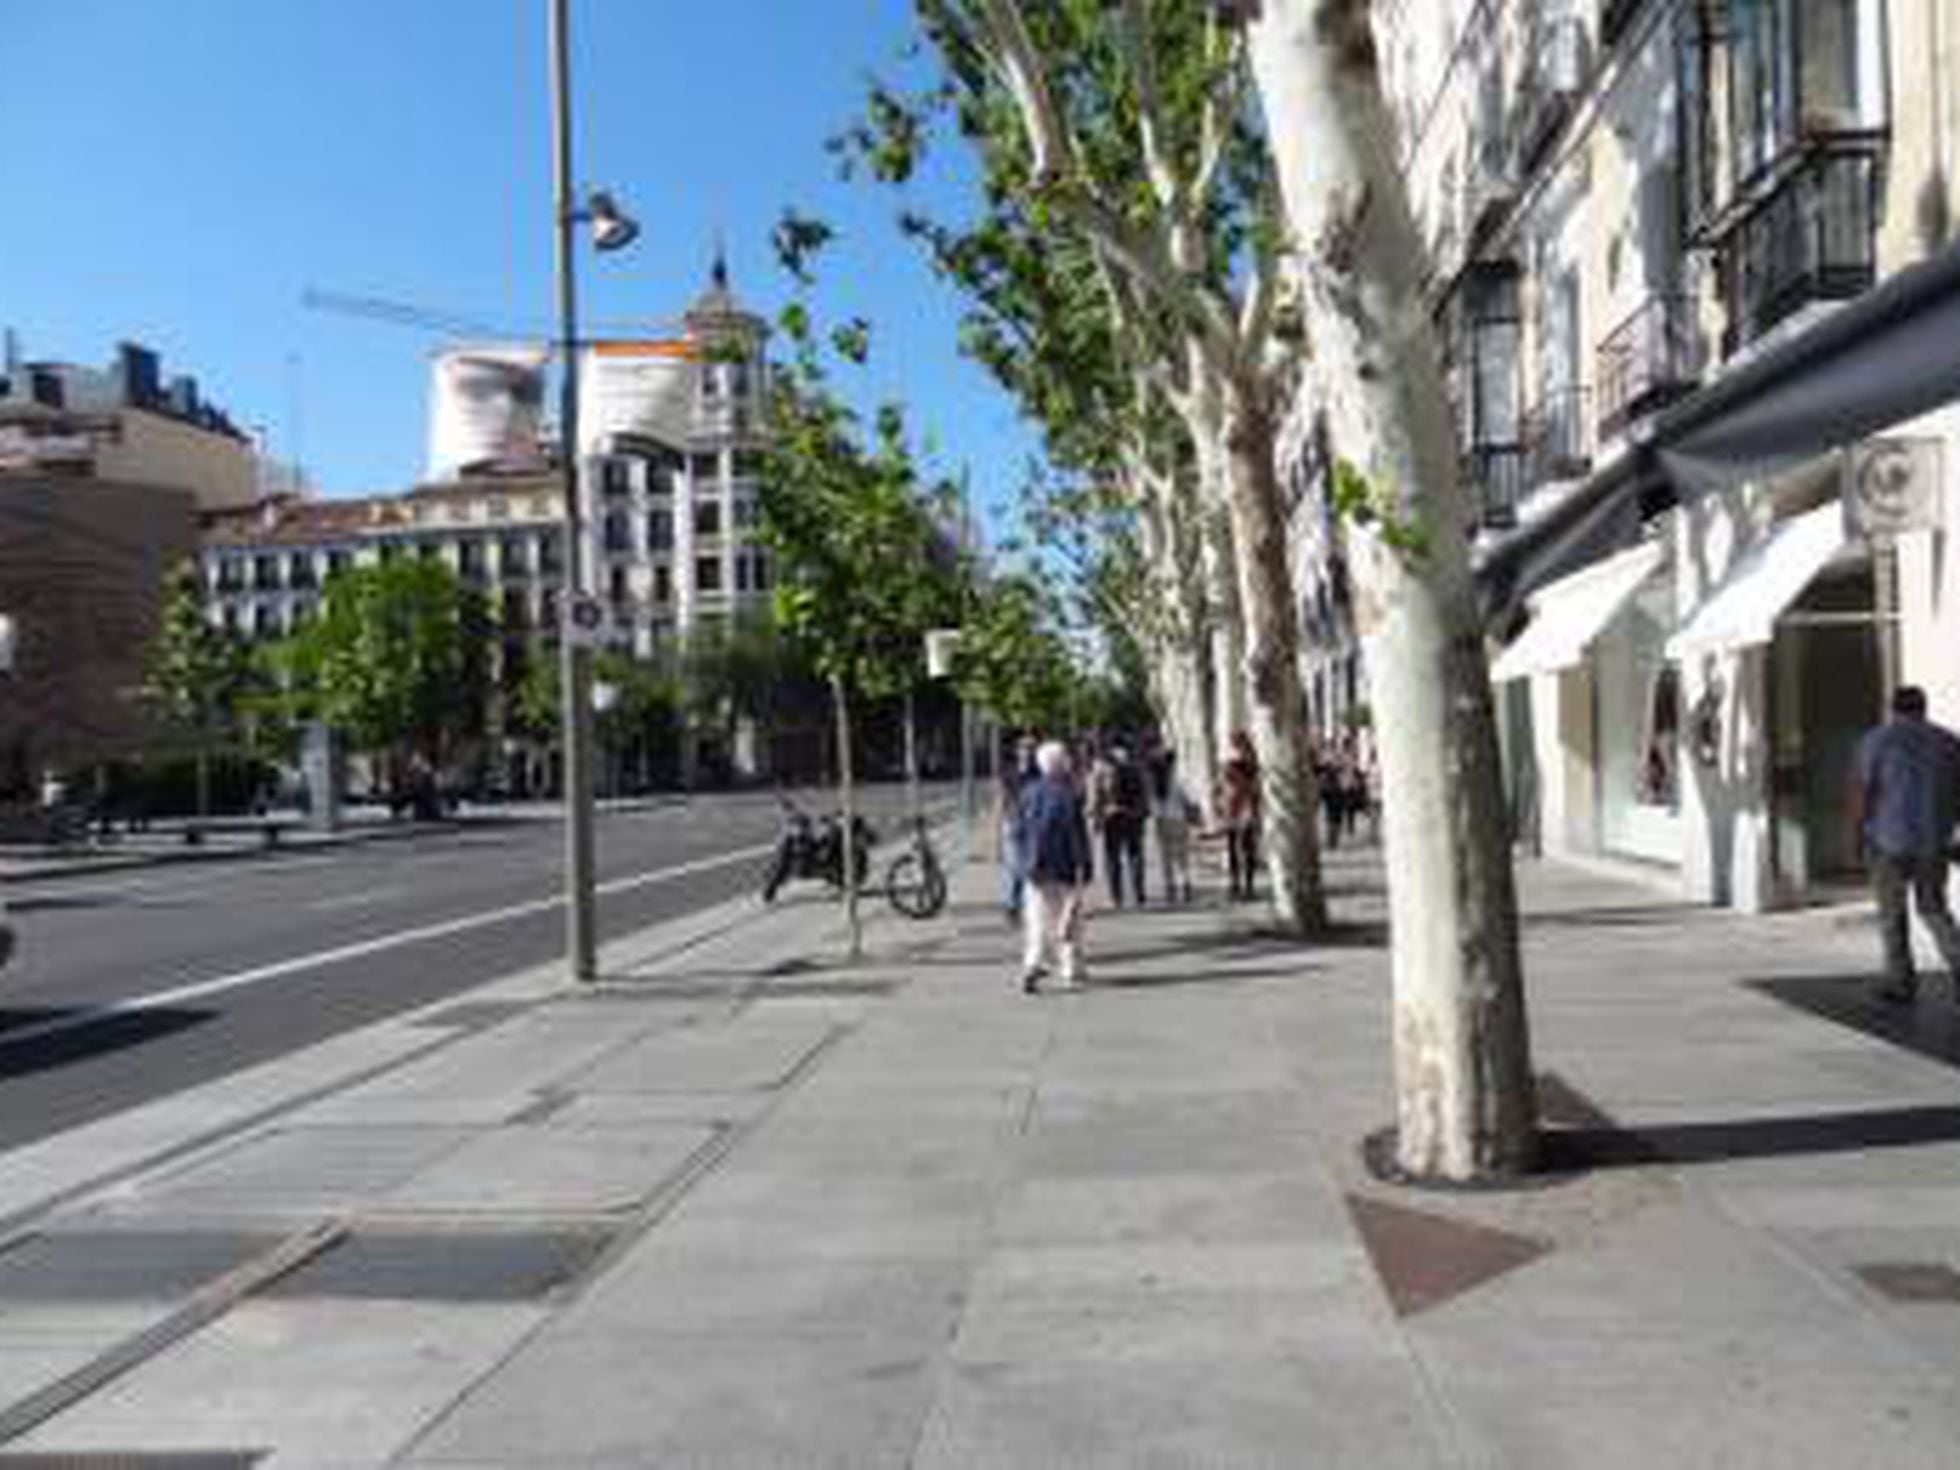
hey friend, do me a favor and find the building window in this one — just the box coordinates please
[731,496,760,531]
[696,556,723,594]
[694,500,722,538]
[539,531,563,574]
[253,554,281,590]
[734,551,752,593]
[499,537,529,577]
[609,565,631,608]
[218,556,245,591]
[690,452,719,484]
[602,510,632,554]
[652,563,671,603]
[753,551,772,591]
[647,508,674,551]
[418,542,442,562]
[600,458,633,497]
[732,449,766,481]
[327,550,353,580]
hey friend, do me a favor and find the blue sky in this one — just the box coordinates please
[0,0,1038,530]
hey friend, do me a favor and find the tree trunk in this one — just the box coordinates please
[1191,385,1250,785]
[831,674,863,960]
[1220,387,1326,934]
[1247,0,1536,1179]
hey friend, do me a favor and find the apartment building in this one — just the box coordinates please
[202,264,775,653]
[0,338,271,784]
[199,264,780,783]
[1367,0,1960,909]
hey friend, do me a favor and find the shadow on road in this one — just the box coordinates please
[1540,1102,1960,1170]
[0,1006,217,1080]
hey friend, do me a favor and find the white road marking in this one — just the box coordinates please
[304,887,400,912]
[0,840,778,1053]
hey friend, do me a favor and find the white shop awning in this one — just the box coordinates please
[1665,501,1848,659]
[1490,540,1666,683]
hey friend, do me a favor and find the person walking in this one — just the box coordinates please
[1851,685,1960,1002]
[1148,744,1196,903]
[1220,729,1262,902]
[1016,739,1093,993]
[1096,742,1150,906]
[994,735,1040,924]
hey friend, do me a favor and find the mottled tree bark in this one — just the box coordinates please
[1247,0,1535,1178]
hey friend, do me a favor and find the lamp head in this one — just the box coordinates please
[585,190,640,253]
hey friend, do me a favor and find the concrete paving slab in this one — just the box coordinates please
[992,1169,1352,1247]
[654,1165,996,1261]
[0,1334,129,1409]
[910,1349,1455,1470]
[10,1300,544,1470]
[1411,1311,1960,1470]
[122,1127,475,1215]
[374,1123,715,1216]
[561,1015,841,1095]
[400,1329,938,1469]
[562,1246,969,1340]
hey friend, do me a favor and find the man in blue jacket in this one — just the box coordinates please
[1016,739,1093,993]
[1853,685,1960,1002]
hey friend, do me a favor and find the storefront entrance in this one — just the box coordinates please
[1769,561,1883,894]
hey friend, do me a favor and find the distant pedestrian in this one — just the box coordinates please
[1220,729,1261,902]
[1148,745,1196,903]
[994,735,1040,924]
[1852,685,1960,1002]
[1093,742,1149,906]
[1015,739,1093,993]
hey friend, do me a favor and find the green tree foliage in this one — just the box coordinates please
[282,560,490,776]
[142,564,249,740]
[953,573,1080,732]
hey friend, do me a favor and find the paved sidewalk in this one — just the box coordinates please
[3,839,1960,1466]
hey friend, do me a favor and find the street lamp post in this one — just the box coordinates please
[549,0,637,982]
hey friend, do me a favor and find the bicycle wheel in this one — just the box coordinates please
[885,852,947,919]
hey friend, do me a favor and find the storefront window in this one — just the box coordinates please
[1637,664,1683,810]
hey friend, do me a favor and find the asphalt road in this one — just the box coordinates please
[0,785,943,1154]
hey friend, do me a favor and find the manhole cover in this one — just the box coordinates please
[0,1456,263,1468]
[260,1227,613,1302]
[1856,1261,1960,1302]
[0,1232,282,1303]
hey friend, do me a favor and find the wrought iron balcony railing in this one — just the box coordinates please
[1467,444,1526,531]
[1596,293,1702,438]
[1717,143,1880,356]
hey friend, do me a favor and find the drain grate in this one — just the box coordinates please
[0,1453,264,1468]
[1856,1261,1960,1303]
[0,1232,282,1304]
[259,1226,613,1303]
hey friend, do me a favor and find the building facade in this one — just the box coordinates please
[0,337,274,785]
[198,267,780,784]
[202,267,775,652]
[1361,0,1960,909]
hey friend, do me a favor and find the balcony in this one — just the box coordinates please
[1596,294,1702,438]
[1466,444,1526,531]
[1717,143,1880,356]
[1511,16,1588,176]
[1522,385,1593,486]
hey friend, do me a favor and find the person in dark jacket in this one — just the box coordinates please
[1851,685,1960,1002]
[1015,739,1093,993]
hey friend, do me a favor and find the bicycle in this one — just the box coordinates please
[883,813,948,920]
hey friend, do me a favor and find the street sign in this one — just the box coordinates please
[925,627,962,679]
[1843,438,1944,540]
[564,594,606,648]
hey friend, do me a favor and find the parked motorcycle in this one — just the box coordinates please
[761,796,875,902]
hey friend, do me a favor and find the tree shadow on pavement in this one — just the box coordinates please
[1081,961,1324,990]
[1541,1102,1960,1171]
[1747,974,1960,1071]
[1522,903,1708,931]
[0,1006,215,1081]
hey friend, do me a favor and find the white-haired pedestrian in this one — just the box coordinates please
[1013,739,1093,992]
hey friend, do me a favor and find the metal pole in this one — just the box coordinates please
[551,0,599,981]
